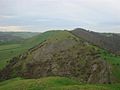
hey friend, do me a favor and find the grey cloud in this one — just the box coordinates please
[0,0,120,32]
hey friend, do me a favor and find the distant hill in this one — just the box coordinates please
[71,28,120,55]
[0,33,22,44]
[0,32,39,39]
[0,32,39,44]
[4,32,39,39]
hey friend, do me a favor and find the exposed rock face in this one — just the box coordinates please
[0,31,111,84]
[87,59,111,84]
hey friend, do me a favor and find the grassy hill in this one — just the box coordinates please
[0,30,120,89]
[0,77,120,90]
[0,30,111,84]
[71,28,120,55]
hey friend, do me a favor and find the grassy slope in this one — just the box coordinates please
[0,77,120,90]
[0,31,71,69]
[86,45,120,83]
[0,44,22,69]
[100,50,120,83]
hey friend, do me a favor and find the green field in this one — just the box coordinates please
[0,77,120,90]
[0,44,24,69]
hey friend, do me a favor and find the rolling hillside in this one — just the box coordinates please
[71,28,120,55]
[0,32,39,39]
[0,33,22,44]
[0,32,39,45]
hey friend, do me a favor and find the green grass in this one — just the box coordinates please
[0,44,21,51]
[100,50,120,82]
[0,44,24,69]
[100,50,120,65]
[0,77,120,90]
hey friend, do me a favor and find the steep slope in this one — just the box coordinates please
[0,31,111,84]
[71,28,120,55]
[0,31,62,69]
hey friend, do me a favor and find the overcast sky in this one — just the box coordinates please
[0,0,120,32]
